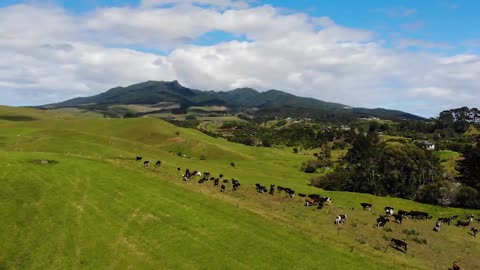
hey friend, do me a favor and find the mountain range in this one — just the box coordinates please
[41,80,424,121]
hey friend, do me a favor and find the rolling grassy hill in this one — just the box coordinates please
[0,106,478,270]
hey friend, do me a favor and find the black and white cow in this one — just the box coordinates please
[155,160,162,167]
[390,238,407,253]
[143,160,150,167]
[269,185,275,195]
[438,217,455,225]
[377,215,390,227]
[335,215,347,225]
[471,227,478,237]
[457,217,473,228]
[384,207,394,215]
[360,203,372,211]
[393,213,404,224]
[434,221,442,232]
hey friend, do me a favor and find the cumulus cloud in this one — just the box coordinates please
[0,3,479,117]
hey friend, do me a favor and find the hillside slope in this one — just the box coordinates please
[0,106,477,270]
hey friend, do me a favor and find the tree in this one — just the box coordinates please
[457,143,480,191]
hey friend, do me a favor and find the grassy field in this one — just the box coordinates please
[0,106,479,270]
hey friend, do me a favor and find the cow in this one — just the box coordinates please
[438,217,453,225]
[377,215,390,227]
[456,217,473,229]
[335,214,347,225]
[255,183,267,193]
[277,186,284,193]
[220,184,226,192]
[298,193,306,197]
[155,160,162,167]
[407,211,429,220]
[136,156,143,161]
[317,202,324,209]
[305,198,317,207]
[390,238,407,253]
[183,169,192,181]
[385,207,394,215]
[219,174,224,179]
[393,213,404,224]
[471,227,478,237]
[360,203,372,211]
[269,185,275,195]
[222,179,229,183]
[434,221,442,232]
[287,189,295,198]
[143,160,150,167]
[214,178,219,186]
[319,197,332,205]
[398,210,408,217]
[232,179,241,191]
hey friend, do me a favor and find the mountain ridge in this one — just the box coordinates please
[41,80,425,121]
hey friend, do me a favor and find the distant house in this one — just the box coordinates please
[414,140,435,150]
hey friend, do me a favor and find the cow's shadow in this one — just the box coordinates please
[389,244,406,253]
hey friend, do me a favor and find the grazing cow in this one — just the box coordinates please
[232,179,240,191]
[471,227,478,237]
[319,197,332,205]
[219,174,224,179]
[183,169,192,181]
[143,160,150,167]
[255,183,268,193]
[434,221,442,232]
[377,216,390,227]
[360,203,372,211]
[438,217,453,225]
[155,160,162,167]
[198,179,205,184]
[287,189,295,198]
[385,207,394,215]
[305,198,317,207]
[393,213,404,224]
[298,193,306,197]
[136,156,143,161]
[335,214,347,225]
[269,185,275,195]
[220,184,226,192]
[390,238,407,253]
[177,167,181,171]
[222,179,229,183]
[407,211,429,220]
[317,202,324,209]
[277,186,284,193]
[449,262,461,270]
[398,210,408,217]
[456,218,473,229]
[214,178,219,186]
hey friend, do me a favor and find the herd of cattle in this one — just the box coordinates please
[135,156,478,254]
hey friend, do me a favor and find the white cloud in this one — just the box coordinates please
[397,38,451,49]
[0,3,479,117]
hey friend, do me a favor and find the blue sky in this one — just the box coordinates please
[0,0,479,116]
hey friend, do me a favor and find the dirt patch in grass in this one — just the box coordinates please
[27,159,59,165]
